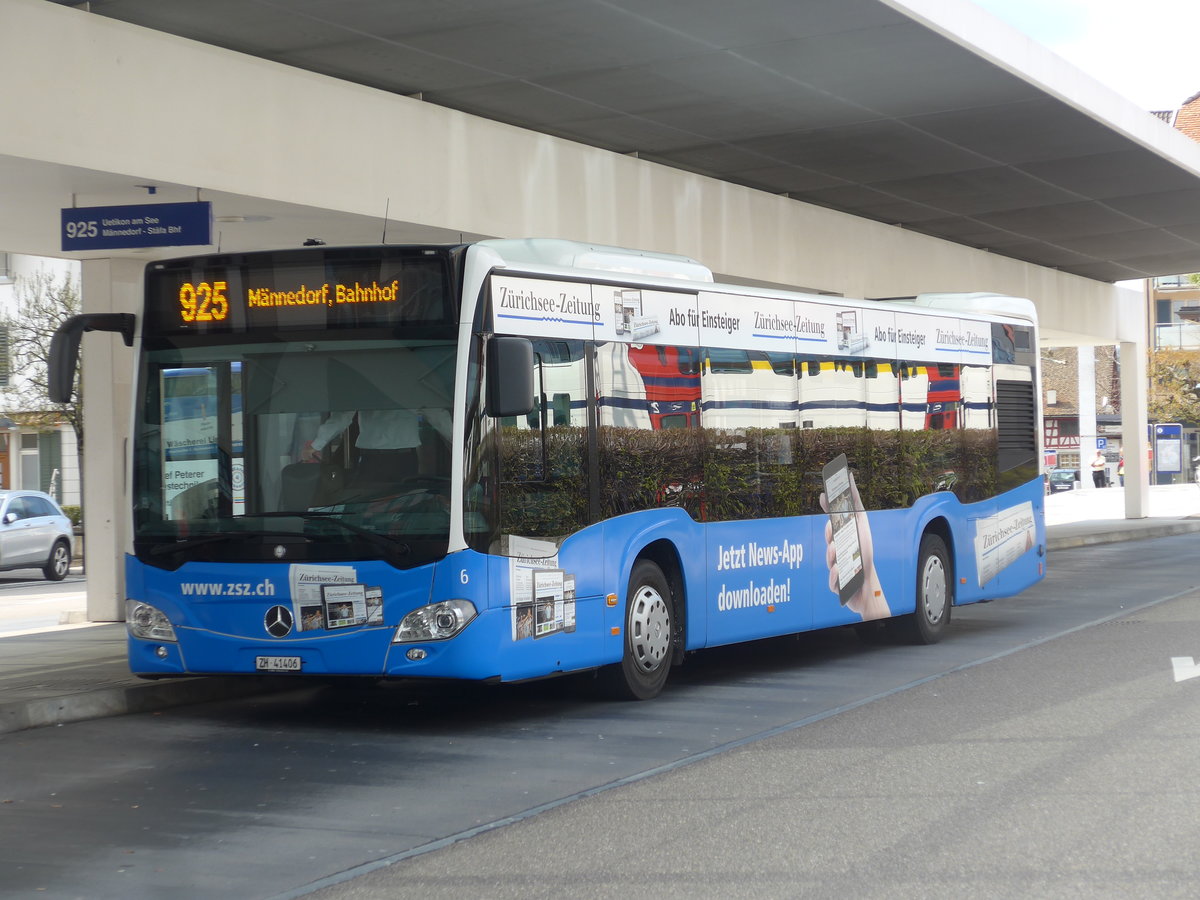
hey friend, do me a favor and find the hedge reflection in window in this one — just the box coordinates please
[597,342,704,520]
[700,348,799,521]
[892,360,998,506]
[494,336,1011,541]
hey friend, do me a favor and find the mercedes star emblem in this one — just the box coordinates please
[264,605,294,638]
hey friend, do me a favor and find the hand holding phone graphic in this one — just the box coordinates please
[820,454,890,621]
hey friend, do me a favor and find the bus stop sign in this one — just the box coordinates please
[1152,423,1183,473]
[61,202,212,251]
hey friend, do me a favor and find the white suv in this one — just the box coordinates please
[0,490,74,581]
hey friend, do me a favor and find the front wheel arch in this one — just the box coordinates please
[598,553,680,700]
[632,539,687,664]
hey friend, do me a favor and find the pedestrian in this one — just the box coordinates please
[1117,456,1125,487]
[1089,449,1107,488]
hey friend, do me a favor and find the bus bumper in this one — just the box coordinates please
[128,604,607,682]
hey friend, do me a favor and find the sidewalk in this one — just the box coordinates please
[1043,480,1200,548]
[2,484,1199,736]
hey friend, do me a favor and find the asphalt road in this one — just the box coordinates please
[0,573,87,635]
[322,586,1200,900]
[2,533,1199,900]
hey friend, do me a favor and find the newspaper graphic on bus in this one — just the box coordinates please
[974,501,1036,587]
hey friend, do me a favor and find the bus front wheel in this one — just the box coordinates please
[601,560,674,700]
[896,533,952,644]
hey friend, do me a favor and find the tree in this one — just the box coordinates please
[1147,348,1200,426]
[1,268,83,452]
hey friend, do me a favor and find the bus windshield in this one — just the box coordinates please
[131,246,463,569]
[134,336,457,568]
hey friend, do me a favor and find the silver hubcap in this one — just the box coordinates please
[920,554,947,625]
[52,547,68,576]
[628,584,670,672]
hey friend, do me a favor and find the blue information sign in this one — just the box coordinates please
[1152,422,1183,474]
[61,202,212,251]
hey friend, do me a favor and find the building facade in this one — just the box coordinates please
[0,252,82,507]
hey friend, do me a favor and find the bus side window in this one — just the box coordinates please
[526,394,542,430]
[497,339,589,540]
[552,393,571,426]
[597,342,704,519]
[678,347,701,376]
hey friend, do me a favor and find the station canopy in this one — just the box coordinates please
[45,0,1200,282]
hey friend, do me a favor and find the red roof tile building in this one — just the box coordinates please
[1162,91,1200,141]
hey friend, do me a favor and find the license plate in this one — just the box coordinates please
[256,656,302,672]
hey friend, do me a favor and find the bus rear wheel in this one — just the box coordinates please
[895,533,952,644]
[600,560,674,700]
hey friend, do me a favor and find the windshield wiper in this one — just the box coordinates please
[257,511,410,559]
[148,529,301,557]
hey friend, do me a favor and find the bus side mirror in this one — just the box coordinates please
[486,336,534,418]
[48,313,136,403]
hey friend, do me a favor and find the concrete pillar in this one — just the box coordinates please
[80,258,140,622]
[1077,346,1098,490]
[1119,339,1149,518]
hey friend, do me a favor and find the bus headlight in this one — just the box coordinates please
[126,601,177,642]
[393,599,477,643]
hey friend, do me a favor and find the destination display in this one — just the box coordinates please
[144,249,453,335]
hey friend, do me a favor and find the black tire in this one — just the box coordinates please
[43,540,71,582]
[599,560,674,700]
[896,533,952,644]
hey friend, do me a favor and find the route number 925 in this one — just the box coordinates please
[64,220,98,240]
[179,281,230,323]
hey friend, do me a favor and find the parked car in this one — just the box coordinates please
[0,490,73,580]
[1047,469,1078,493]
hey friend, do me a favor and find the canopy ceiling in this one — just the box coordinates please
[47,0,1200,282]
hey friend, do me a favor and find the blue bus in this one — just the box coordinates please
[50,240,1045,699]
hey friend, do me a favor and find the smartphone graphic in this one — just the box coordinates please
[822,454,865,605]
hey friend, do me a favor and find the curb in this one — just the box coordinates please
[0,674,301,736]
[1047,520,1200,551]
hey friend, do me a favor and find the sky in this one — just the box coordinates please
[972,0,1200,110]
